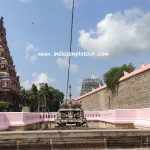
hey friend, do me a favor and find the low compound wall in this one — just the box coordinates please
[0,112,42,131]
[0,113,10,131]
[5,112,42,126]
[85,109,150,129]
[1,108,150,131]
[133,108,150,129]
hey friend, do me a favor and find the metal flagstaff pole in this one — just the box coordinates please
[65,0,75,103]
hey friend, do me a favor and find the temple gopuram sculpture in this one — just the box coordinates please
[0,17,20,111]
[55,85,88,127]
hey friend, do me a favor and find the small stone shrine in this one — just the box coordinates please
[55,85,88,127]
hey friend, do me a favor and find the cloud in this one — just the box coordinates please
[32,72,56,86]
[56,57,78,73]
[25,43,38,63]
[91,75,98,79]
[22,72,56,90]
[26,43,38,52]
[79,8,150,57]
[63,0,77,8]
[18,0,33,3]
[17,71,21,76]
[75,78,83,96]
[30,55,38,63]
[77,85,81,94]
[22,80,31,90]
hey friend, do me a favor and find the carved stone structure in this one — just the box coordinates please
[0,17,20,111]
[55,99,88,127]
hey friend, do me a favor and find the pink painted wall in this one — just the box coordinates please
[136,108,150,119]
[0,113,10,131]
[134,108,150,129]
[0,112,42,130]
[113,109,137,123]
[1,108,150,131]
[5,112,42,126]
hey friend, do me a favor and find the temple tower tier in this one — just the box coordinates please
[0,17,20,111]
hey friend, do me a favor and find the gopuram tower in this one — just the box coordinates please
[0,17,20,111]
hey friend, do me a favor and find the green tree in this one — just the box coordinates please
[103,63,135,92]
[29,84,38,112]
[19,87,28,106]
[0,101,9,112]
[0,90,2,101]
[38,83,51,112]
[19,83,64,112]
[51,89,64,112]
[47,87,64,112]
[38,83,64,112]
[19,87,34,111]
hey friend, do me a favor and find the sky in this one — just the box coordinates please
[0,0,150,98]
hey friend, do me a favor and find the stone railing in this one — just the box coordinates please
[39,112,57,121]
[1,108,150,130]
[84,111,101,121]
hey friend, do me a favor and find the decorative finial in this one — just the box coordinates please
[0,16,4,24]
[0,16,3,21]
[140,62,145,68]
[69,84,72,99]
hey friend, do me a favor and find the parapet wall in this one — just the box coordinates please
[1,109,150,130]
[76,65,150,111]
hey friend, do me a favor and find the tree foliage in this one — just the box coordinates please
[0,101,10,112]
[19,83,64,112]
[103,63,135,92]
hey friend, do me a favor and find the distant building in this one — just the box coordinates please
[80,78,103,96]
[0,17,20,111]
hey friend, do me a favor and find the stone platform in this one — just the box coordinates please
[0,129,150,149]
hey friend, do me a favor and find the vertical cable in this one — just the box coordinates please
[65,0,75,100]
